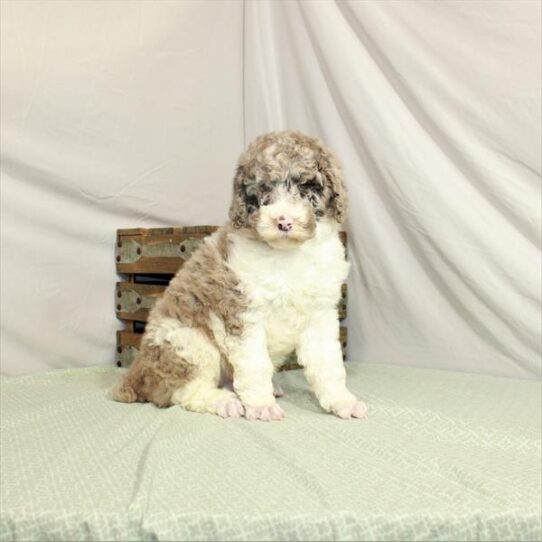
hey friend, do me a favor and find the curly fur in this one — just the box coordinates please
[112,130,367,421]
[229,130,348,230]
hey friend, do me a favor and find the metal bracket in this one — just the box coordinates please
[117,288,157,314]
[116,345,138,367]
[116,238,203,264]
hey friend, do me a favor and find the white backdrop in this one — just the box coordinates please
[1,1,540,378]
[1,0,245,375]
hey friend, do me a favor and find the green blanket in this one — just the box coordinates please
[1,363,540,541]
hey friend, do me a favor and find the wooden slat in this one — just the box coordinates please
[116,231,214,274]
[338,283,347,321]
[115,329,141,367]
[117,329,141,347]
[117,225,219,236]
[119,226,340,239]
[339,326,347,353]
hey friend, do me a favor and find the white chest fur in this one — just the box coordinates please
[227,222,350,360]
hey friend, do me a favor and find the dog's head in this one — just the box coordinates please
[228,130,347,249]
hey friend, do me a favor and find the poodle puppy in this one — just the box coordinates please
[112,130,367,421]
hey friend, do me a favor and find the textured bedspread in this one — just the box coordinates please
[1,363,540,541]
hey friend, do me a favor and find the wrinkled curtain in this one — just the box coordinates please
[1,1,540,378]
[244,0,541,378]
[0,1,245,375]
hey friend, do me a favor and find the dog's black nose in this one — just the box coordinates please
[277,217,293,232]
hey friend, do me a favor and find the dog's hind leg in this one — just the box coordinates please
[113,319,244,417]
[111,339,195,408]
[160,325,244,418]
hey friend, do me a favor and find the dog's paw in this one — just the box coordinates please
[214,396,245,418]
[245,402,285,422]
[330,399,368,420]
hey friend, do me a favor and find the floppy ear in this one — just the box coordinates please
[319,153,348,224]
[228,166,249,229]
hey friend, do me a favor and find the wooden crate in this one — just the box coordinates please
[115,226,348,369]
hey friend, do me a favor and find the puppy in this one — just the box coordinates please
[112,130,367,421]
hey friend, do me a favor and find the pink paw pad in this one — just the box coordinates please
[333,400,368,420]
[245,403,285,422]
[215,397,245,418]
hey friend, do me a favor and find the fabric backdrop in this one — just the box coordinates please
[1,1,540,378]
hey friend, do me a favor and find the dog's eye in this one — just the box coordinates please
[242,183,259,213]
[244,183,259,197]
[300,178,323,193]
[256,183,275,206]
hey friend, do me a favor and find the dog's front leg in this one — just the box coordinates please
[297,309,367,419]
[229,322,284,421]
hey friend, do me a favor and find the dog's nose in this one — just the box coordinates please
[277,217,293,232]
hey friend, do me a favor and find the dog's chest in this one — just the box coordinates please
[228,231,349,350]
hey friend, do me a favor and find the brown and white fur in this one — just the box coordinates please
[112,130,367,421]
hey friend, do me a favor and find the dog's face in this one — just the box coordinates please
[229,131,348,249]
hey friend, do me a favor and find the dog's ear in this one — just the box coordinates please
[319,151,348,224]
[229,165,249,229]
